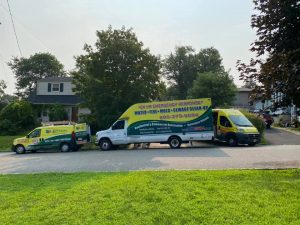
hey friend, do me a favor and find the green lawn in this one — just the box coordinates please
[0,170,299,225]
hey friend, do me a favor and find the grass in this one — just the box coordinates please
[0,170,299,225]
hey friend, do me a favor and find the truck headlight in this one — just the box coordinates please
[238,128,245,132]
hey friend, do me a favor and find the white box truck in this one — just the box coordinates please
[95,98,214,150]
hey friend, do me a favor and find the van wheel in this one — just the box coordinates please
[168,136,182,149]
[60,143,70,152]
[99,139,112,151]
[15,145,26,154]
[227,136,237,147]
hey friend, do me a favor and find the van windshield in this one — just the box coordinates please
[229,115,253,127]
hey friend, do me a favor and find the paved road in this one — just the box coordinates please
[1,145,300,173]
[265,128,300,145]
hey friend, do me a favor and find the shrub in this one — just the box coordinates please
[0,100,36,131]
[240,110,266,134]
[48,105,68,121]
[0,119,17,135]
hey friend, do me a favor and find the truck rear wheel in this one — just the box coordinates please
[168,136,182,149]
[99,139,112,151]
[15,145,26,154]
[60,143,70,152]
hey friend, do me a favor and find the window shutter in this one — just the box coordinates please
[60,83,64,92]
[48,83,51,92]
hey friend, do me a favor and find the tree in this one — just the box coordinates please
[72,26,164,128]
[163,46,224,99]
[0,80,6,97]
[187,72,237,107]
[48,105,68,121]
[8,52,66,97]
[237,0,300,107]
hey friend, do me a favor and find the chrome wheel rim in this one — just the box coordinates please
[171,139,179,147]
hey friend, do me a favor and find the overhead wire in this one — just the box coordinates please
[6,0,23,56]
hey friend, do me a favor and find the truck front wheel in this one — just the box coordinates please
[15,145,26,154]
[168,136,182,149]
[99,139,112,151]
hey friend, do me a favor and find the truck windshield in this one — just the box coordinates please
[229,115,253,127]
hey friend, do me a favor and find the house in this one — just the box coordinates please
[28,77,90,122]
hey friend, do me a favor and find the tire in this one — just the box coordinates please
[60,143,70,152]
[99,139,112,151]
[15,145,26,154]
[168,136,182,149]
[227,136,237,147]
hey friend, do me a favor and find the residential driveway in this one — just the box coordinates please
[0,145,299,174]
[265,128,300,145]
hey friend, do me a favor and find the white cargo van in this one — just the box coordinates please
[95,99,214,150]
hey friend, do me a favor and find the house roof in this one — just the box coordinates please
[38,77,73,82]
[28,92,83,105]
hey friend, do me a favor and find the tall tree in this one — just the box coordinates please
[8,52,66,97]
[163,46,224,99]
[0,80,6,98]
[72,26,164,128]
[188,72,237,108]
[237,0,300,106]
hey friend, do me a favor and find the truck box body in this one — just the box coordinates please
[96,99,214,149]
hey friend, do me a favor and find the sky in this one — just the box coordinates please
[0,0,256,94]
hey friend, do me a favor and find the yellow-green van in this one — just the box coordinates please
[12,123,91,154]
[212,109,260,146]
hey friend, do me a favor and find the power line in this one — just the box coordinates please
[6,0,22,56]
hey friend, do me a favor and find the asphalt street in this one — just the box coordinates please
[1,144,300,174]
[265,128,300,145]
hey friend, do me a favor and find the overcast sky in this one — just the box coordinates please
[0,0,256,94]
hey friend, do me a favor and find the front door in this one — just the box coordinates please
[27,129,43,150]
[111,120,128,144]
[217,115,234,141]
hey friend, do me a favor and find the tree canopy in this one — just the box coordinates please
[8,52,66,97]
[237,0,300,107]
[0,80,6,97]
[163,46,224,99]
[188,72,237,107]
[72,26,164,128]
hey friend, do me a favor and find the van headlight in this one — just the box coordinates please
[238,128,245,132]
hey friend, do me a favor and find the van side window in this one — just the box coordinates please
[112,120,125,130]
[220,116,232,127]
[28,129,41,138]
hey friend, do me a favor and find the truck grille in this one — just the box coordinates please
[249,134,260,139]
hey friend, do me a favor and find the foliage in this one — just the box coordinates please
[0,170,299,224]
[0,100,36,132]
[0,119,17,135]
[240,109,266,134]
[163,46,224,99]
[237,0,300,107]
[72,26,164,129]
[8,52,66,97]
[0,80,6,97]
[188,72,237,107]
[48,105,68,121]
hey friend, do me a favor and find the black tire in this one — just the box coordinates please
[15,145,26,154]
[227,136,237,147]
[60,143,70,152]
[99,139,112,151]
[168,136,182,149]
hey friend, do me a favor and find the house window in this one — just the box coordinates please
[52,83,60,92]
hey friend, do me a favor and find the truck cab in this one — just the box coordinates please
[213,109,260,146]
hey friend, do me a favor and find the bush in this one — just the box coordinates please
[48,105,68,121]
[0,100,36,132]
[0,119,17,135]
[240,110,266,134]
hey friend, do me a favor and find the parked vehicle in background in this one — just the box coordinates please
[12,122,91,154]
[213,109,261,146]
[261,113,274,128]
[272,107,289,116]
